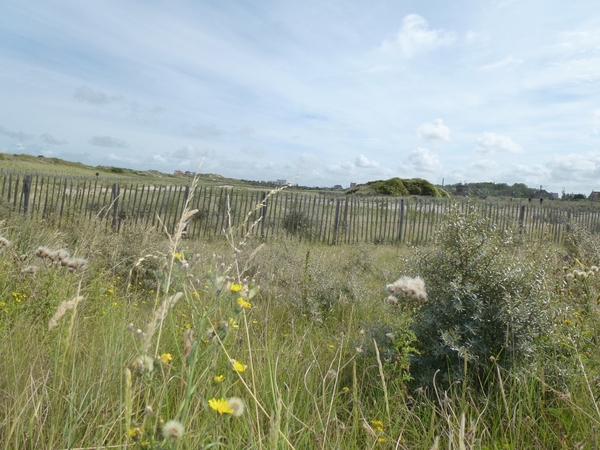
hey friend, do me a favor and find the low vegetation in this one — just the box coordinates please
[347,177,450,198]
[2,173,600,449]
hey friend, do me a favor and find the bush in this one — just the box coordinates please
[373,178,409,196]
[282,209,313,237]
[408,203,554,387]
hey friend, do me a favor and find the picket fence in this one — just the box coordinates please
[2,171,600,244]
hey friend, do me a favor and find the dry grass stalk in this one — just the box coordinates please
[48,295,84,330]
[142,292,183,354]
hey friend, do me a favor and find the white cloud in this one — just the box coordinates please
[325,161,355,174]
[547,151,600,181]
[400,148,442,173]
[479,55,523,71]
[240,146,265,157]
[191,123,223,138]
[0,126,34,140]
[381,14,456,57]
[74,86,119,105]
[355,154,380,168]
[172,145,197,160]
[89,135,128,148]
[475,133,522,154]
[416,119,450,141]
[40,133,67,145]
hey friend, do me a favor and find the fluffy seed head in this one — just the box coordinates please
[386,276,428,302]
[227,397,245,417]
[162,420,184,440]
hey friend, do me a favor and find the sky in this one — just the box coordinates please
[1,0,600,193]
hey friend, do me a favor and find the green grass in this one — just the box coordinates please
[2,181,600,449]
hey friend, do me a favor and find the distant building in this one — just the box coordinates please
[589,191,600,201]
[184,171,196,176]
[275,179,287,186]
[174,170,183,175]
[535,189,557,199]
[350,182,357,188]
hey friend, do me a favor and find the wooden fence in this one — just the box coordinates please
[2,171,600,244]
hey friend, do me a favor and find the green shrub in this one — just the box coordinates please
[408,203,554,387]
[373,178,409,196]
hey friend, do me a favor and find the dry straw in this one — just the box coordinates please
[48,294,84,330]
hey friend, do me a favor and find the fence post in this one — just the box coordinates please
[260,191,267,238]
[22,175,32,214]
[518,205,526,234]
[112,183,120,230]
[7,173,12,203]
[332,199,341,244]
[398,198,404,242]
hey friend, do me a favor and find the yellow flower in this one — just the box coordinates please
[229,318,239,328]
[213,374,225,383]
[209,398,234,414]
[160,353,173,365]
[230,283,243,292]
[128,427,142,440]
[342,386,350,392]
[237,297,252,309]
[173,252,183,260]
[371,420,384,432]
[378,437,387,443]
[230,359,247,373]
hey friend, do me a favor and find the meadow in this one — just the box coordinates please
[2,175,600,449]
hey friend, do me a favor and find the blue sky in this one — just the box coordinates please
[1,0,599,193]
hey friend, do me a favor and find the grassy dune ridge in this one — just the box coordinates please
[1,174,600,449]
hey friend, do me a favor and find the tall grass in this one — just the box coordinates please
[1,194,600,449]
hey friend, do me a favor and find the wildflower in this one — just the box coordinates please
[371,420,384,432]
[209,398,234,414]
[326,369,337,379]
[237,297,252,309]
[56,249,70,265]
[172,252,183,260]
[378,437,387,443]
[128,427,142,440]
[136,329,145,339]
[228,318,239,328]
[181,261,190,271]
[0,237,10,248]
[126,323,134,332]
[162,420,184,440]
[342,386,350,392]
[230,359,247,373]
[386,276,428,302]
[65,257,87,271]
[565,273,574,281]
[227,397,245,417]
[213,374,225,383]
[21,265,38,275]
[592,266,599,272]
[230,283,243,292]
[387,295,399,305]
[133,355,154,373]
[144,405,154,416]
[160,353,173,365]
